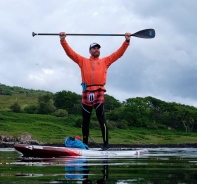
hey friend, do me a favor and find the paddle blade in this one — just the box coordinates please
[131,29,155,39]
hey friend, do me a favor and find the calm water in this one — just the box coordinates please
[0,147,197,183]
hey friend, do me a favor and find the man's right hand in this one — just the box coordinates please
[59,32,66,41]
[125,32,131,42]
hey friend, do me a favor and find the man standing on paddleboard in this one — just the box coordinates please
[59,32,131,150]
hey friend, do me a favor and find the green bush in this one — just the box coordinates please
[107,121,117,130]
[75,118,101,129]
[54,109,68,117]
[117,120,128,129]
[145,123,167,130]
[75,118,82,128]
[24,104,38,114]
[90,120,100,130]
[37,101,55,114]
[10,102,21,113]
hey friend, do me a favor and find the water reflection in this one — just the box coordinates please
[64,158,109,184]
[66,160,108,184]
[1,148,197,183]
[16,156,110,183]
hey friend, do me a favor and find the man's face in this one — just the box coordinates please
[89,46,100,57]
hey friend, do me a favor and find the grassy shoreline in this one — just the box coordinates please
[1,111,197,147]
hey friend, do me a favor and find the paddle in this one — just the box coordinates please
[32,29,155,39]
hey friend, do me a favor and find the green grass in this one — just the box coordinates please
[1,111,197,145]
[0,111,81,143]
[1,92,197,146]
[0,94,37,111]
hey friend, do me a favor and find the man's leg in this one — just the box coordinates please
[82,103,93,145]
[94,103,108,149]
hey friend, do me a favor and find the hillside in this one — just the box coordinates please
[0,83,52,96]
[1,83,197,146]
[0,84,53,111]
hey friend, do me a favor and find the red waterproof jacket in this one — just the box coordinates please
[61,40,129,92]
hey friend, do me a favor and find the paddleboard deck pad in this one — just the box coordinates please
[14,144,148,158]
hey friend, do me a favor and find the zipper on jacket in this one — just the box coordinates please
[91,59,96,91]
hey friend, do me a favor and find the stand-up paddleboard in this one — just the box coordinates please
[14,144,148,158]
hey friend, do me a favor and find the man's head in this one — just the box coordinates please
[89,43,101,57]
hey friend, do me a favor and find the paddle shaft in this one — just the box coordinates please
[32,29,155,39]
[34,33,131,36]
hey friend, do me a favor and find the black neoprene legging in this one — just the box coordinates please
[82,103,108,147]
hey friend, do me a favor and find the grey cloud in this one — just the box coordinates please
[1,0,197,107]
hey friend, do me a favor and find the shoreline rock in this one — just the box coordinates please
[0,133,39,148]
[0,140,39,148]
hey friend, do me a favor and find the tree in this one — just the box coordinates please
[174,105,197,132]
[123,97,151,127]
[104,94,121,112]
[37,94,55,114]
[107,106,126,122]
[145,96,167,118]
[53,90,81,114]
[38,94,53,103]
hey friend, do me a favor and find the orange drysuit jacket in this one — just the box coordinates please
[61,40,129,92]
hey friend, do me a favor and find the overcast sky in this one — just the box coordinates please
[1,0,197,107]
